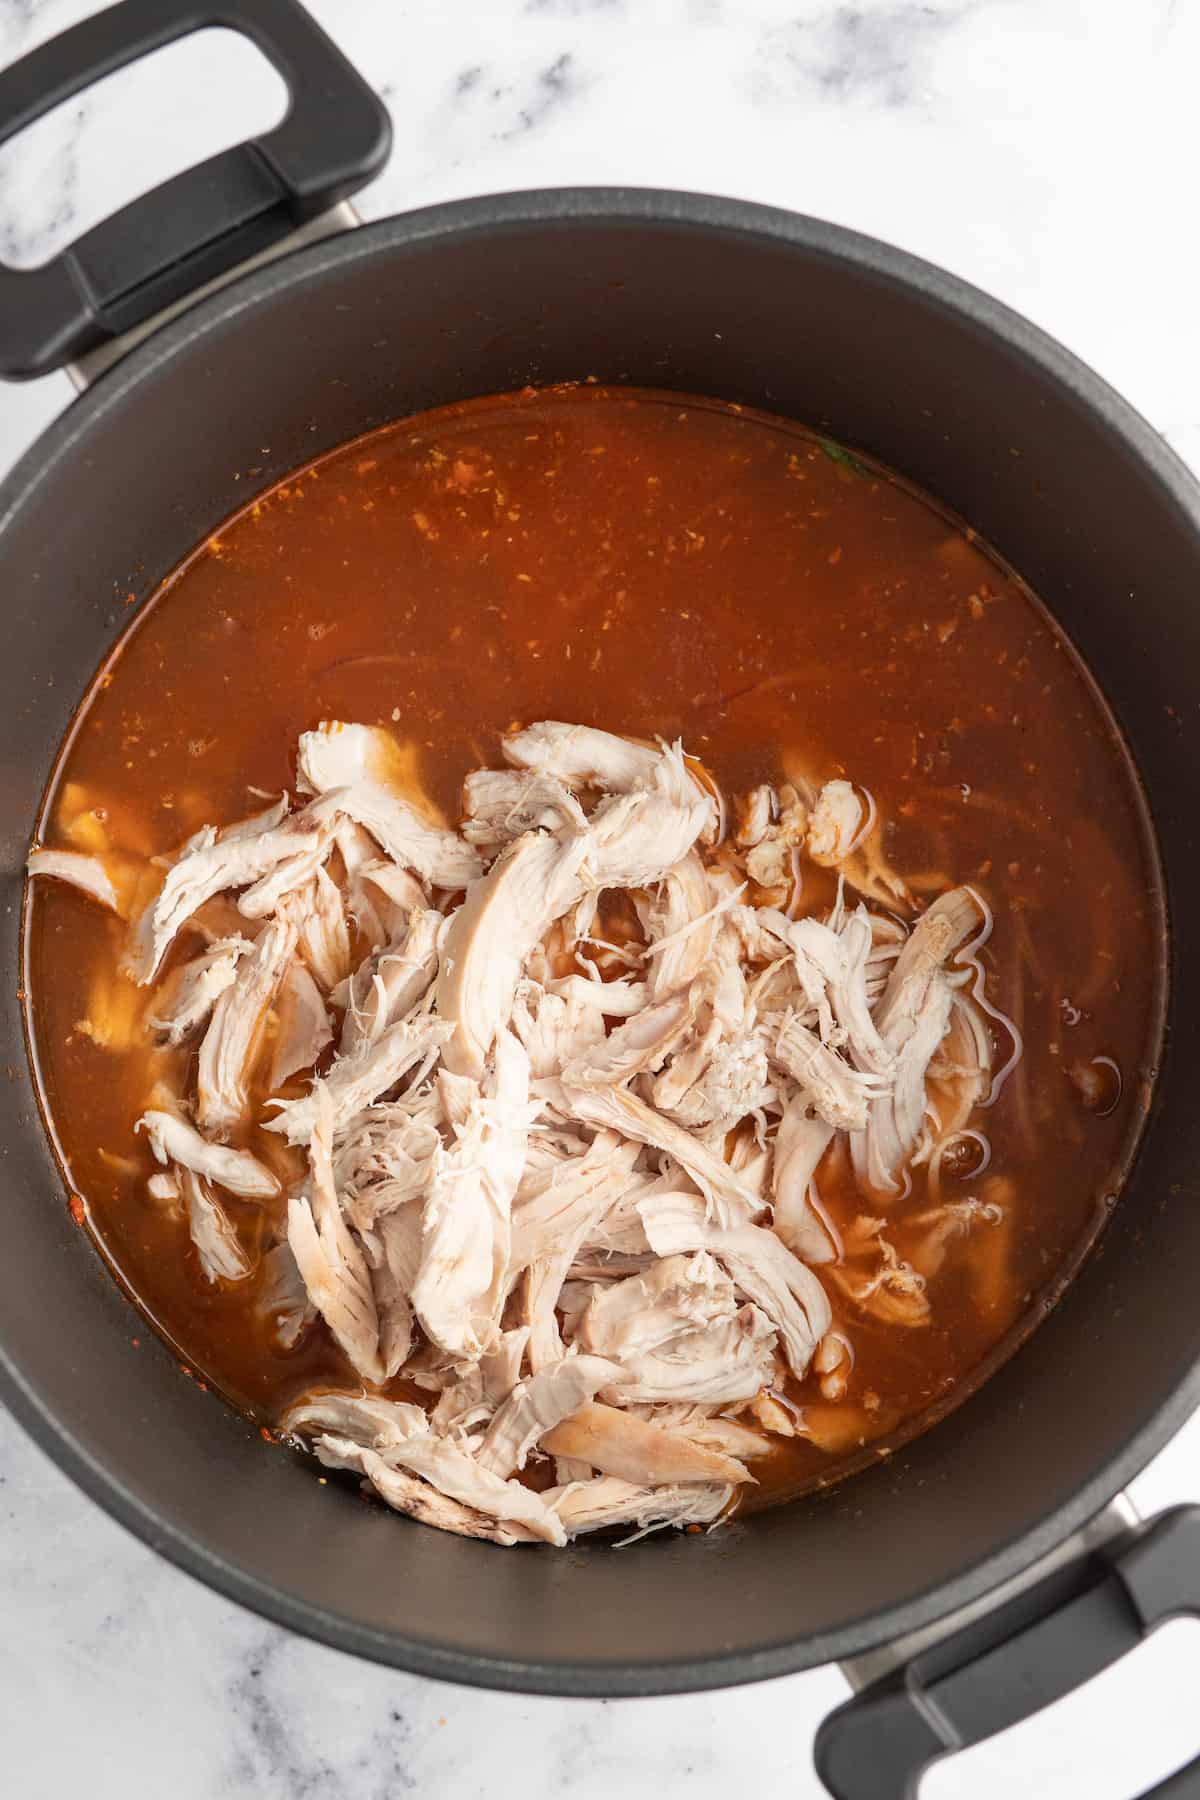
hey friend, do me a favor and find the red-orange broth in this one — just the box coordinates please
[25,385,1165,1509]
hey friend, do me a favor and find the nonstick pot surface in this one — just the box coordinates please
[0,192,1195,1693]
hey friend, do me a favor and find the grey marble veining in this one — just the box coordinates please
[748,2,971,110]
[2,2,1200,1795]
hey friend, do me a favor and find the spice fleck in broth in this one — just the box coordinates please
[25,386,1164,1531]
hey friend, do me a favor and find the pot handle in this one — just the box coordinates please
[0,0,391,380]
[815,1505,1200,1800]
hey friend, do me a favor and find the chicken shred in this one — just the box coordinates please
[181,1169,253,1284]
[27,847,121,913]
[32,718,1018,1549]
[287,1083,386,1384]
[541,1401,754,1487]
[475,1353,623,1477]
[147,936,252,1046]
[137,1109,279,1199]
[296,722,482,890]
[197,916,296,1137]
[268,960,333,1089]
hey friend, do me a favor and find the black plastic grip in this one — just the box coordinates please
[815,1506,1200,1800]
[0,0,391,378]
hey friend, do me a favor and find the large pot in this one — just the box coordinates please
[2,3,1198,1792]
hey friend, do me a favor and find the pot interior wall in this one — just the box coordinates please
[1,201,1196,1686]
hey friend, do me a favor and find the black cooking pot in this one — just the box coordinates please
[2,4,1198,1794]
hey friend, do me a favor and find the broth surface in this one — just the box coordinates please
[25,385,1165,1506]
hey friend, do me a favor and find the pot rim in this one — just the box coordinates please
[2,184,1197,1697]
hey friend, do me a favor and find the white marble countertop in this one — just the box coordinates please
[3,2,1200,1794]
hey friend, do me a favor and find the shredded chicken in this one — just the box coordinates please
[197,916,296,1136]
[146,936,252,1046]
[315,1437,542,1544]
[772,1097,837,1262]
[137,1109,279,1199]
[639,1189,832,1377]
[410,1028,530,1358]
[772,1014,881,1132]
[508,1135,644,1363]
[852,886,983,1196]
[287,1083,386,1383]
[558,1081,764,1226]
[125,800,336,982]
[828,1214,931,1327]
[296,722,481,889]
[638,852,719,999]
[577,1251,777,1404]
[182,1169,252,1283]
[475,1353,622,1477]
[436,830,589,1079]
[735,785,775,848]
[269,960,333,1089]
[283,1389,565,1542]
[258,1241,316,1347]
[27,847,120,912]
[283,865,351,992]
[744,786,809,892]
[504,720,685,796]
[461,767,588,854]
[266,1015,455,1145]
[33,717,1019,1551]
[545,1474,733,1539]
[337,906,440,1057]
[541,1400,754,1486]
[806,780,864,866]
[512,978,607,1079]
